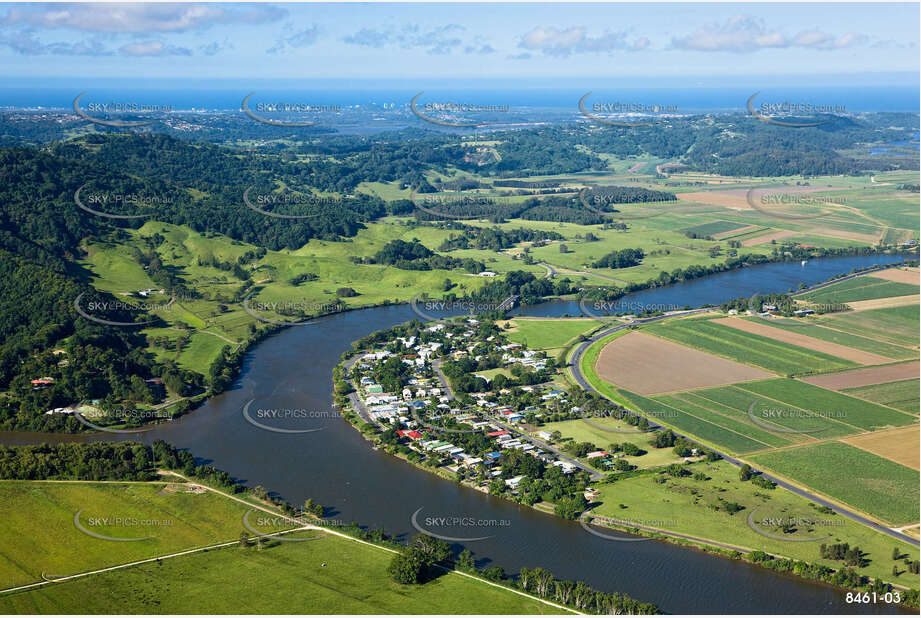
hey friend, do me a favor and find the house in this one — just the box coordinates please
[728,309,739,316]
[505,475,525,489]
[397,430,423,440]
[485,451,502,460]
[552,461,576,474]
[794,309,815,316]
[584,488,601,501]
[477,271,497,277]
[30,377,55,388]
[538,431,553,441]
[587,450,608,459]
[762,304,778,312]
[506,414,524,422]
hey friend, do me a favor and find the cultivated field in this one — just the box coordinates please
[713,317,893,365]
[872,267,920,285]
[741,318,916,360]
[842,426,921,471]
[594,331,773,395]
[801,361,920,390]
[842,378,920,414]
[845,295,920,311]
[750,442,920,526]
[643,318,856,375]
[799,276,919,305]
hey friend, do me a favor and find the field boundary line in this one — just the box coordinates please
[652,394,774,452]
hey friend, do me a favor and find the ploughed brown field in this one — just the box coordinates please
[841,426,921,471]
[800,361,921,390]
[846,295,919,311]
[713,317,893,365]
[868,267,920,285]
[741,229,797,247]
[595,331,773,395]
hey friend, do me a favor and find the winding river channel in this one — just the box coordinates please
[2,254,915,614]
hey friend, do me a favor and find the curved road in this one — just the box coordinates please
[570,312,920,548]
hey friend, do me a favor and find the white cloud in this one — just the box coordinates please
[671,15,867,53]
[517,26,642,57]
[119,40,191,56]
[0,3,286,33]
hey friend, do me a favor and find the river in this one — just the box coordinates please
[2,254,914,614]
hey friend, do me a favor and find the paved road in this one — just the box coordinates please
[570,312,921,548]
[489,415,603,481]
[343,355,374,424]
[431,359,455,402]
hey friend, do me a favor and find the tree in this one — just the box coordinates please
[739,463,754,481]
[457,548,474,570]
[411,533,450,564]
[388,548,425,584]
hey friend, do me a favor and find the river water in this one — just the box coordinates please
[2,254,914,614]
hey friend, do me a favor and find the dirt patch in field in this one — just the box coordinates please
[869,267,920,285]
[846,295,919,312]
[713,317,893,365]
[841,426,920,471]
[712,224,760,239]
[800,361,920,390]
[742,229,798,247]
[627,162,645,173]
[595,331,774,395]
[675,186,848,212]
[802,226,881,245]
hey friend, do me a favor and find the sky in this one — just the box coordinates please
[0,2,918,85]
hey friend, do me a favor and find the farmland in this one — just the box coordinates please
[591,460,919,585]
[798,276,919,304]
[618,390,772,455]
[593,330,773,395]
[818,304,920,347]
[738,379,917,433]
[642,318,857,375]
[801,361,921,391]
[750,442,920,526]
[842,426,921,471]
[735,317,916,360]
[842,378,921,414]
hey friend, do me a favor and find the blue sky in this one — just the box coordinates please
[0,3,918,83]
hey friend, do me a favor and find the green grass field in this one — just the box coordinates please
[0,481,261,589]
[820,305,920,348]
[842,379,921,414]
[0,532,556,614]
[799,276,919,304]
[751,442,921,526]
[534,419,683,470]
[737,379,917,433]
[643,318,856,375]
[505,318,602,350]
[680,221,748,237]
[592,460,919,585]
